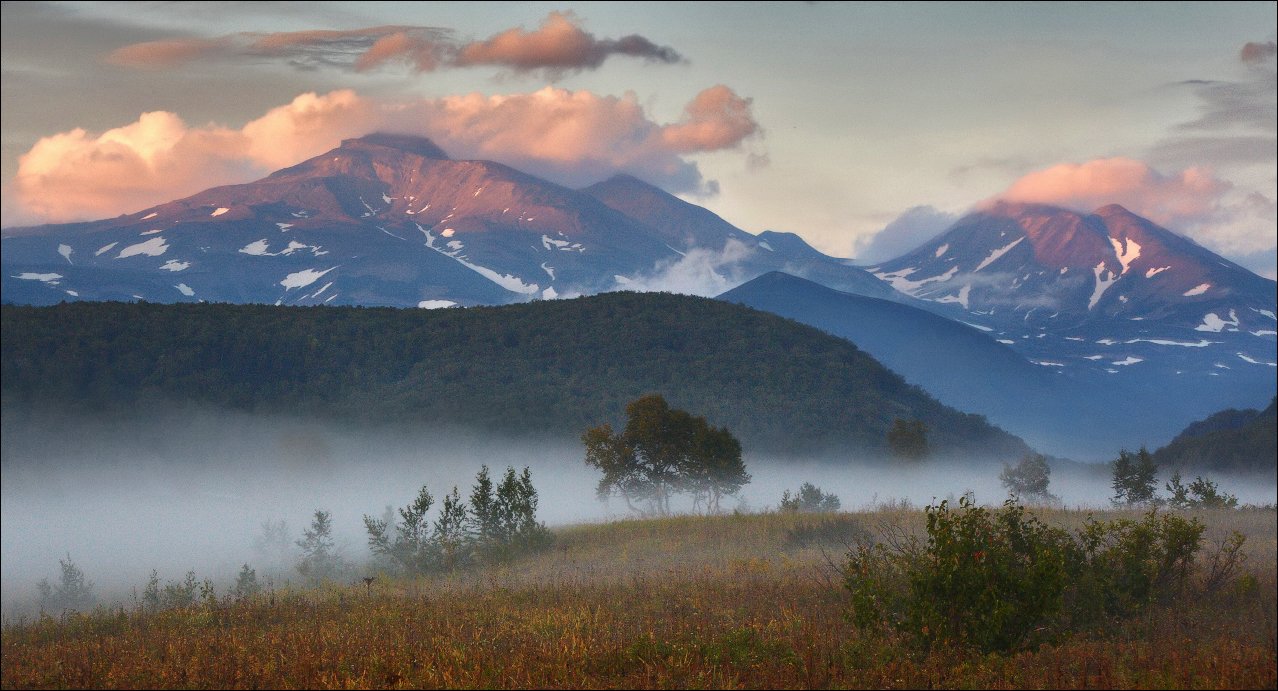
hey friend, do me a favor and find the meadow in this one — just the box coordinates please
[2,505,1275,689]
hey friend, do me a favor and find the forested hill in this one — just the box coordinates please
[1,294,1029,458]
[1151,398,1277,475]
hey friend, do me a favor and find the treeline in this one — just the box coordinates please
[1151,398,1276,475]
[0,294,1028,457]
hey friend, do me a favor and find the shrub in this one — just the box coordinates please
[780,482,841,512]
[844,496,1240,654]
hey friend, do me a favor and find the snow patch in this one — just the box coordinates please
[1237,353,1277,366]
[1145,266,1170,278]
[997,339,1015,345]
[1084,355,1105,360]
[540,263,556,280]
[542,286,559,299]
[541,234,584,252]
[1088,262,1116,310]
[1032,360,1066,367]
[12,272,62,283]
[1111,356,1143,366]
[759,241,774,252]
[1249,308,1275,320]
[95,242,119,256]
[874,265,958,293]
[417,300,457,309]
[65,290,79,297]
[442,228,455,238]
[934,284,972,309]
[175,283,195,297]
[1096,338,1118,345]
[117,237,169,258]
[1195,311,1239,333]
[276,223,293,231]
[210,207,229,217]
[974,237,1024,272]
[1252,330,1277,337]
[159,260,190,272]
[1182,283,1211,297]
[1109,237,1141,274]
[935,243,949,258]
[280,267,337,290]
[140,229,164,236]
[1125,338,1214,347]
[58,244,73,264]
[312,282,332,298]
[141,212,158,220]
[958,318,992,332]
[239,239,272,256]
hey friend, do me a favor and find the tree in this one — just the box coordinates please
[684,423,751,513]
[297,509,341,582]
[37,555,96,613]
[434,486,468,569]
[233,564,260,599]
[468,465,500,545]
[887,418,929,460]
[583,394,749,515]
[1167,471,1238,509]
[1111,447,1158,506]
[1000,453,1056,502]
[365,485,435,575]
[780,482,841,512]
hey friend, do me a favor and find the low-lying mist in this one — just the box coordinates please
[4,405,1274,618]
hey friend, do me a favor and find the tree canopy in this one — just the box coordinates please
[583,394,750,515]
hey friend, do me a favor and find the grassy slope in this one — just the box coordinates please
[3,506,1274,689]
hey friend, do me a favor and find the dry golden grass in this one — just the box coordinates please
[3,506,1275,689]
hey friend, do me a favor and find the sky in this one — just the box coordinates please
[2,1,1275,277]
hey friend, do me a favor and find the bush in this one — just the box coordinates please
[780,482,841,512]
[844,496,1242,654]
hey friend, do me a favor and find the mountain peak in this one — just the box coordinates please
[339,133,450,160]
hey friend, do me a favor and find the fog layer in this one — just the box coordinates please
[4,406,1274,616]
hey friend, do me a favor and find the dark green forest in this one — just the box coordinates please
[1152,397,1277,475]
[1,293,1028,457]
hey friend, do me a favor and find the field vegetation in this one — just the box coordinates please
[3,503,1274,689]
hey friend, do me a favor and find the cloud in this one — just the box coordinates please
[8,86,762,224]
[613,239,755,297]
[660,85,760,153]
[454,11,683,75]
[1240,40,1276,65]
[995,157,1276,264]
[105,13,680,78]
[853,205,957,264]
[996,158,1230,228]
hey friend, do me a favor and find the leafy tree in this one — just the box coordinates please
[887,418,929,460]
[37,555,96,613]
[296,509,341,582]
[999,453,1056,502]
[252,519,293,575]
[780,482,841,512]
[684,423,751,514]
[161,570,199,608]
[365,486,435,575]
[434,486,468,569]
[1167,472,1238,509]
[583,394,749,515]
[1111,447,1158,506]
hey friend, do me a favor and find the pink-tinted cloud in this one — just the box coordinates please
[997,158,1230,227]
[661,85,760,153]
[1240,40,1276,64]
[9,86,762,223]
[104,14,679,77]
[455,11,682,74]
[993,157,1276,259]
[106,37,232,68]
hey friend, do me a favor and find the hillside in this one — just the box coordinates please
[0,294,1028,458]
[1152,398,1277,475]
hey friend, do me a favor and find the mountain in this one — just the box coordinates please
[866,202,1276,374]
[716,272,1087,449]
[0,294,1030,459]
[2,134,892,308]
[582,175,898,299]
[1151,398,1276,476]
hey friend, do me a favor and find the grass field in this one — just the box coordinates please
[3,505,1275,689]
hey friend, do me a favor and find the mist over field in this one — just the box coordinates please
[4,405,1274,617]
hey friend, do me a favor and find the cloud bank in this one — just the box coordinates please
[107,12,682,79]
[9,86,761,224]
[994,157,1275,260]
